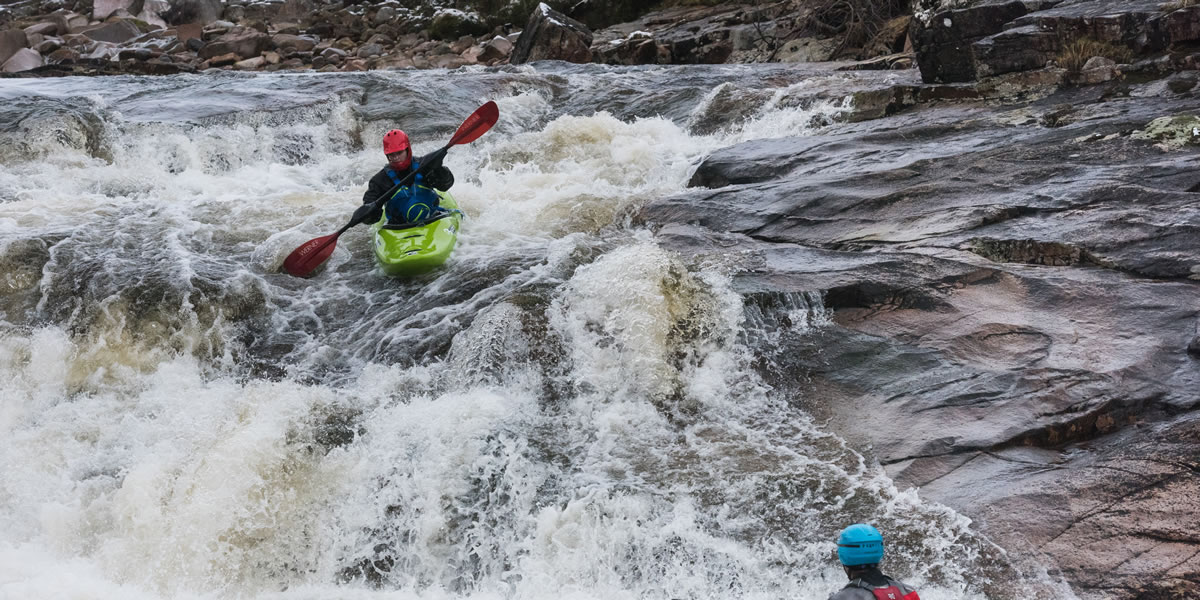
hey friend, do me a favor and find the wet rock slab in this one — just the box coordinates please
[643,75,1200,598]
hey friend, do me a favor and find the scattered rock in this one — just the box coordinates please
[81,19,143,44]
[241,0,314,23]
[373,6,396,26]
[161,0,223,26]
[92,0,138,21]
[206,51,238,66]
[2,47,44,72]
[429,8,487,41]
[32,38,61,54]
[511,2,593,65]
[48,11,89,35]
[198,28,271,60]
[594,31,668,65]
[355,43,380,58]
[449,34,474,54]
[0,29,29,65]
[271,33,315,54]
[24,21,58,36]
[775,37,838,62]
[1075,55,1120,85]
[233,55,264,69]
[45,46,78,61]
[478,34,513,62]
[1167,74,1199,94]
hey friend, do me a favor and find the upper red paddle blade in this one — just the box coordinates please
[449,101,499,147]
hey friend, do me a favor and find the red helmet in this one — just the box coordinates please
[383,129,410,155]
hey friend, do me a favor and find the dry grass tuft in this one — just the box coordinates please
[1056,38,1134,73]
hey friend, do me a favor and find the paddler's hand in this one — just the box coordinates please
[351,202,381,226]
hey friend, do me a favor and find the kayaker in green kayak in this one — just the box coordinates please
[360,129,456,225]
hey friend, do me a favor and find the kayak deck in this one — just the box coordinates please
[371,191,461,277]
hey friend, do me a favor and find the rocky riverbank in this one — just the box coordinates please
[0,0,918,76]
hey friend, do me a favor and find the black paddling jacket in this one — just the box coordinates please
[828,567,920,600]
[359,153,454,224]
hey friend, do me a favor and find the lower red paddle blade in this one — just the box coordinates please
[283,234,338,277]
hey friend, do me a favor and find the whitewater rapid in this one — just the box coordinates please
[0,64,1068,600]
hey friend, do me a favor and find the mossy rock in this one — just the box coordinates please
[428,9,488,40]
[1131,115,1200,148]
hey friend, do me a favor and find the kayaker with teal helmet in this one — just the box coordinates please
[829,524,921,600]
[359,128,455,225]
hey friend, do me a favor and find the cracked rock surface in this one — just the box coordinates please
[643,75,1200,597]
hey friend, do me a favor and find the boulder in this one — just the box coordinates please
[373,6,396,26]
[49,11,90,35]
[93,0,139,21]
[478,34,513,62]
[174,22,203,43]
[596,33,669,65]
[139,0,170,29]
[233,55,264,69]
[271,33,316,54]
[82,19,143,44]
[430,53,469,69]
[198,29,271,59]
[2,47,44,72]
[206,50,238,66]
[774,37,838,63]
[356,43,383,58]
[161,0,223,25]
[910,1,1033,83]
[511,2,592,65]
[1075,55,1120,84]
[429,8,488,40]
[0,29,29,66]
[449,34,474,54]
[24,22,59,36]
[117,47,158,60]
[33,38,62,54]
[46,46,79,62]
[240,0,316,24]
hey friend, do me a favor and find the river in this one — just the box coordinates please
[0,63,1072,600]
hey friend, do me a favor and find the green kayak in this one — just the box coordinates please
[371,191,462,277]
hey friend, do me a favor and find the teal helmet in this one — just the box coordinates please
[837,524,884,566]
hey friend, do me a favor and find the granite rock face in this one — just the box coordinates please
[913,0,1200,82]
[510,2,593,65]
[642,75,1200,598]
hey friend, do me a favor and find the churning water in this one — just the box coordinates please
[0,64,1070,600]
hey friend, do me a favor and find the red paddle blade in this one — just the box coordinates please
[283,234,339,277]
[449,101,499,146]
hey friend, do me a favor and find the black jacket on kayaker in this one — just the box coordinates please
[360,128,455,225]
